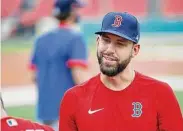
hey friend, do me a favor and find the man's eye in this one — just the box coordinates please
[103,38,110,43]
[117,42,125,46]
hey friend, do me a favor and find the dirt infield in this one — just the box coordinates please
[2,51,183,86]
[2,52,32,86]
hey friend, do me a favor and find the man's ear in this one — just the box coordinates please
[132,44,140,57]
[96,35,100,46]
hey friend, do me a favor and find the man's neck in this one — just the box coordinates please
[59,20,73,26]
[59,20,80,31]
[59,16,75,26]
[100,65,135,91]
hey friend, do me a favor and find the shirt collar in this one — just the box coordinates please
[59,21,70,28]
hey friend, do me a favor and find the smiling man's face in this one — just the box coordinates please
[97,33,139,77]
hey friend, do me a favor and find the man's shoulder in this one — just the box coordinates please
[136,71,170,90]
[36,29,57,40]
[65,74,100,96]
[36,28,84,42]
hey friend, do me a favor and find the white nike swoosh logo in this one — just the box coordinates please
[88,108,104,114]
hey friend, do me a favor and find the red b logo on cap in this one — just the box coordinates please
[112,15,122,27]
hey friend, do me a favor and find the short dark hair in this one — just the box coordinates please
[55,12,71,21]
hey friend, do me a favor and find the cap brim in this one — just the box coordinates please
[95,30,137,43]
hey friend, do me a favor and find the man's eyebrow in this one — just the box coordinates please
[117,38,128,42]
[101,34,110,38]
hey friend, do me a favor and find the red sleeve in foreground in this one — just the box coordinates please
[59,89,78,131]
[1,116,54,131]
[156,83,183,131]
[31,121,54,131]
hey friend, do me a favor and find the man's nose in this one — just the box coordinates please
[106,43,115,54]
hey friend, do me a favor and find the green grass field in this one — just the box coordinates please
[6,91,183,121]
[1,38,96,54]
[1,39,33,53]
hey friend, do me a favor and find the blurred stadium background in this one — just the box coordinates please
[1,0,183,121]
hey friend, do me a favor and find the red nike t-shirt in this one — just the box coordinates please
[59,72,183,131]
[1,116,54,131]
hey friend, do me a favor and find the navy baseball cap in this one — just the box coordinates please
[54,0,85,14]
[95,12,140,43]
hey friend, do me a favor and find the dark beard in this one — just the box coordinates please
[97,52,132,77]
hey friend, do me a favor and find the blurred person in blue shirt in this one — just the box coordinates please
[29,0,89,129]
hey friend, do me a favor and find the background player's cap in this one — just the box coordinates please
[54,0,85,14]
[95,12,140,43]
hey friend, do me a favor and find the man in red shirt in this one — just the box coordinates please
[1,96,54,131]
[59,12,183,131]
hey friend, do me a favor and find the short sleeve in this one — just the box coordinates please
[66,35,88,69]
